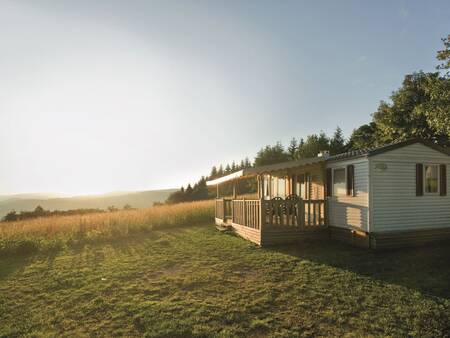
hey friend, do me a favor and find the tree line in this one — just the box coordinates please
[166,34,450,204]
[2,204,134,222]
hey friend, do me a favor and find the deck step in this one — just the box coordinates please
[216,224,233,232]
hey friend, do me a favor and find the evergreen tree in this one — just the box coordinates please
[210,166,218,178]
[287,137,298,159]
[254,142,290,167]
[185,184,194,200]
[231,161,236,172]
[329,127,346,154]
[218,165,224,176]
[244,157,252,168]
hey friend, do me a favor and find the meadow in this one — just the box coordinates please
[0,200,214,256]
[0,201,449,337]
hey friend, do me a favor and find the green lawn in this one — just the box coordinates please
[1,224,449,337]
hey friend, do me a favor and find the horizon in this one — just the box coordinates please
[1,1,449,195]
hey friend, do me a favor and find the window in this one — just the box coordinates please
[424,164,439,194]
[333,168,346,196]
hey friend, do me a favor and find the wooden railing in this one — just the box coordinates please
[215,199,224,220]
[216,197,326,229]
[232,199,262,229]
[215,198,232,221]
[302,199,326,226]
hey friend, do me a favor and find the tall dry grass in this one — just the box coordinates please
[0,200,214,256]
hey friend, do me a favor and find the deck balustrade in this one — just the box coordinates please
[215,197,326,229]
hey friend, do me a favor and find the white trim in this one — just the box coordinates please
[206,170,244,186]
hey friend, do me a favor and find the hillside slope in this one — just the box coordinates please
[0,189,176,217]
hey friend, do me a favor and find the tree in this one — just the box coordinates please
[107,206,118,212]
[192,177,209,200]
[2,210,18,222]
[287,137,298,159]
[329,127,346,154]
[244,157,252,168]
[254,142,290,167]
[123,204,132,210]
[239,159,245,170]
[437,34,450,75]
[218,165,224,176]
[209,166,218,179]
[185,184,194,200]
[296,133,330,159]
[373,72,449,146]
[34,205,45,215]
[231,161,236,172]
[348,123,378,149]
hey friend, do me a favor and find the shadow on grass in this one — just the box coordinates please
[267,239,450,300]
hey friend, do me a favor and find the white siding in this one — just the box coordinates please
[326,158,369,231]
[370,143,450,232]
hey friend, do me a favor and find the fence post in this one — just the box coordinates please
[243,198,247,227]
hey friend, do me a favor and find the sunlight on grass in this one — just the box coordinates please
[0,226,449,337]
[0,200,214,256]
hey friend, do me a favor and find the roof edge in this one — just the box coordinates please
[367,138,450,157]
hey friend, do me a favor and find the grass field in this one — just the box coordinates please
[1,215,449,337]
[0,200,214,256]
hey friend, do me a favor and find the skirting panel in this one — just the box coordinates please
[329,227,370,248]
[261,226,328,246]
[231,223,261,245]
[372,227,450,249]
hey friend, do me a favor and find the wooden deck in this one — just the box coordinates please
[215,198,327,245]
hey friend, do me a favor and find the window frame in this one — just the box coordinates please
[423,163,440,195]
[332,167,347,197]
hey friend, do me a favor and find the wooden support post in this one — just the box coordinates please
[222,198,226,222]
[297,198,304,226]
[313,201,317,225]
[259,198,265,231]
[216,184,219,198]
[307,200,311,226]
[257,176,261,199]
[232,180,237,199]
[268,174,272,199]
[318,201,322,225]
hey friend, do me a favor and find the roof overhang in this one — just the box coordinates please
[206,170,245,186]
[206,157,325,186]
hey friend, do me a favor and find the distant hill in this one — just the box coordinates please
[0,189,176,218]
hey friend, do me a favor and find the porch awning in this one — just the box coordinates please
[206,156,325,186]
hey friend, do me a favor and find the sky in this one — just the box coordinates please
[0,0,449,195]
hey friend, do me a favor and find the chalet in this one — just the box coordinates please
[206,138,450,249]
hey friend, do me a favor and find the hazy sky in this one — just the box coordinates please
[1,0,449,195]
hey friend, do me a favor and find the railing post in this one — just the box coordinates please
[259,198,265,231]
[222,198,225,220]
[297,198,303,226]
[243,198,247,227]
[307,200,311,226]
[231,199,234,223]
